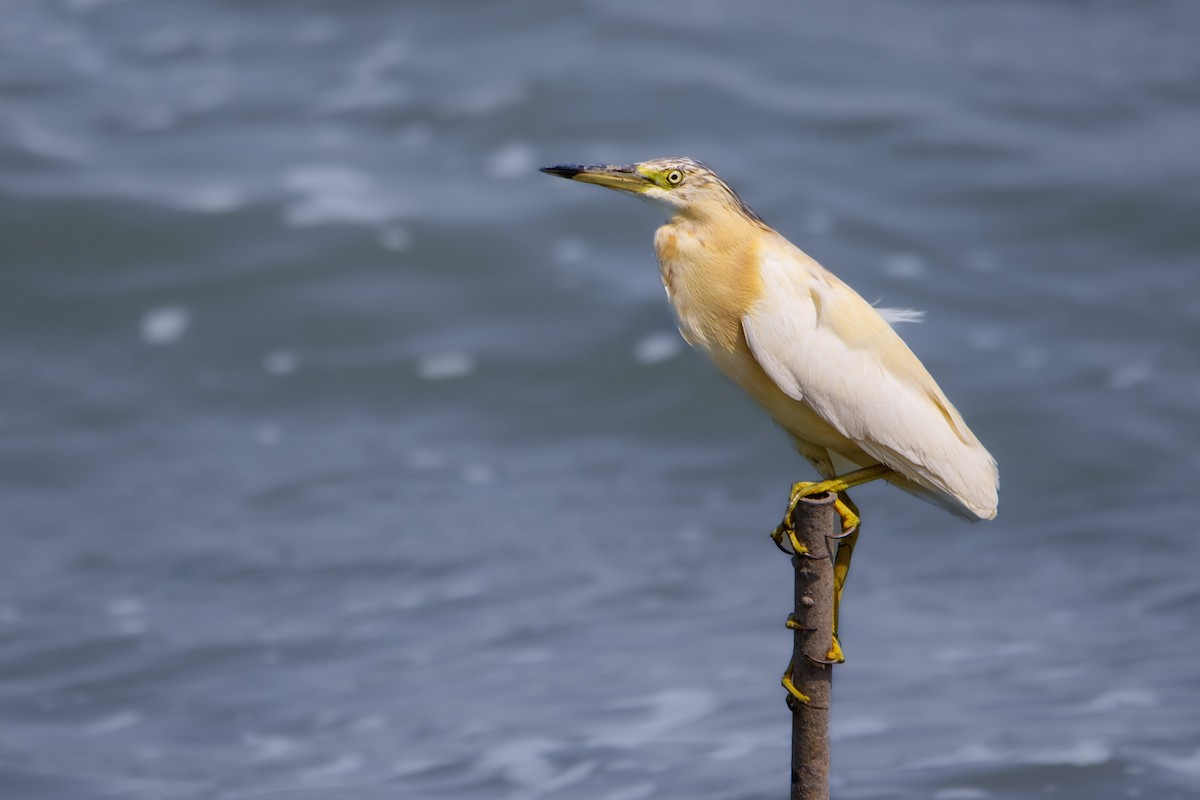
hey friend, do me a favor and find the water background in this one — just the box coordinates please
[3,1,1199,798]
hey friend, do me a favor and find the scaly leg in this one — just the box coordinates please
[827,492,861,663]
[770,464,889,554]
[774,464,893,704]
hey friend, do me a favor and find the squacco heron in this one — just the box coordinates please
[541,157,998,697]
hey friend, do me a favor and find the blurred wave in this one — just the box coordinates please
[2,1,1199,798]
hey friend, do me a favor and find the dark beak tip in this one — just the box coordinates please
[540,164,582,179]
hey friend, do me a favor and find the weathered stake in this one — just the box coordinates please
[785,492,838,800]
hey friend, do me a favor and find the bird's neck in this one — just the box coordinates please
[653,214,767,353]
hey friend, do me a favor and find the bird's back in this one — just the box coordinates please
[658,222,998,521]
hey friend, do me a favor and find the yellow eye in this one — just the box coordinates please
[665,169,684,186]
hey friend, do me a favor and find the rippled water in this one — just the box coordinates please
[3,1,1199,798]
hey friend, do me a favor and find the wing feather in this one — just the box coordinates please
[742,240,998,520]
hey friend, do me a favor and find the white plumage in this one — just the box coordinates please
[741,236,997,519]
[542,157,998,522]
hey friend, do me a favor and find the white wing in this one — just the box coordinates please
[742,238,998,520]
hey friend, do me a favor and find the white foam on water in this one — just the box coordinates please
[967,327,1004,351]
[553,239,589,289]
[407,448,446,469]
[1108,361,1152,390]
[633,332,682,365]
[1156,748,1200,778]
[965,250,1000,273]
[479,738,557,787]
[416,352,475,380]
[478,737,595,795]
[293,16,340,45]
[1026,740,1112,767]
[11,116,90,163]
[298,753,364,783]
[486,142,537,180]
[1071,688,1158,715]
[589,689,717,748]
[440,577,489,601]
[263,350,300,376]
[127,106,177,133]
[504,648,552,665]
[394,588,428,611]
[601,783,657,800]
[935,789,988,799]
[65,0,137,13]
[883,252,929,280]
[242,732,298,761]
[379,225,413,252]
[84,710,142,735]
[140,305,191,345]
[256,423,282,446]
[909,742,1001,769]
[1017,346,1048,369]
[709,731,773,762]
[932,646,975,664]
[350,40,409,81]
[553,238,587,265]
[107,597,148,634]
[830,715,890,741]
[392,755,456,778]
[107,597,146,618]
[172,184,245,214]
[350,715,387,732]
[281,164,402,227]
[461,463,494,485]
[321,40,410,112]
[444,81,526,117]
[398,123,434,148]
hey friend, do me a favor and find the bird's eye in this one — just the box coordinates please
[665,169,684,186]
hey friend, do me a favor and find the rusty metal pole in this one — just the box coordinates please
[784,492,838,800]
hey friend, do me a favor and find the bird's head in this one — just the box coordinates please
[540,157,764,226]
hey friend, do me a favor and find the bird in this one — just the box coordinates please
[540,157,998,683]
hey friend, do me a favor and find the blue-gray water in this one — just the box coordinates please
[3,1,1199,798]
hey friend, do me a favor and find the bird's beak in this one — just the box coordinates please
[540,163,651,194]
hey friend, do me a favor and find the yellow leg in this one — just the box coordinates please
[781,463,892,536]
[771,463,888,557]
[781,657,810,705]
[828,492,860,663]
[773,465,894,673]
[780,614,819,704]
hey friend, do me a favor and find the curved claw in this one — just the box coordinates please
[770,525,811,557]
[805,653,842,666]
[785,613,814,632]
[830,497,860,538]
[827,524,858,540]
[770,526,797,556]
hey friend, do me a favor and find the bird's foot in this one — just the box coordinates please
[785,613,845,664]
[780,466,891,537]
[780,658,810,707]
[826,633,845,664]
[770,522,809,556]
[773,482,858,550]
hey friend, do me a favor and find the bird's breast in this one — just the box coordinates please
[653,221,765,353]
